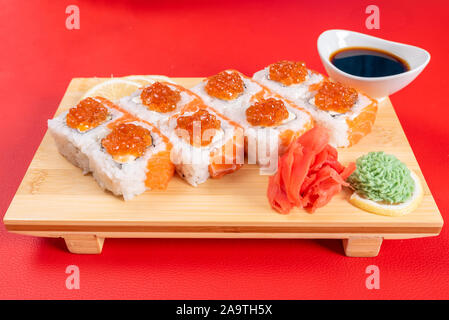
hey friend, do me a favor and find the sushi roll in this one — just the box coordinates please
[118,81,197,127]
[306,80,378,147]
[166,104,244,186]
[191,70,314,166]
[118,80,244,186]
[48,96,125,173]
[253,61,324,102]
[253,61,378,147]
[88,118,174,200]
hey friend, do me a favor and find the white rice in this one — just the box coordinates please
[87,120,168,200]
[48,99,123,173]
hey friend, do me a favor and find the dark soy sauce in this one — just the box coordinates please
[330,47,410,77]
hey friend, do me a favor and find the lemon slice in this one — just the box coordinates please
[124,75,175,86]
[81,79,141,101]
[349,171,424,217]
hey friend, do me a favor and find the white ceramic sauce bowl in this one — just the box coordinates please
[317,29,430,99]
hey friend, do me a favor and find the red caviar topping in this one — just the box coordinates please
[269,60,308,86]
[205,71,244,100]
[101,123,152,161]
[66,97,109,132]
[246,98,289,127]
[176,109,221,147]
[314,81,358,113]
[140,82,181,113]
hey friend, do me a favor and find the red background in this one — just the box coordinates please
[1,0,448,299]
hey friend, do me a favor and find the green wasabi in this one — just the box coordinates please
[347,152,415,204]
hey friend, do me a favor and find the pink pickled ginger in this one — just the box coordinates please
[267,126,356,214]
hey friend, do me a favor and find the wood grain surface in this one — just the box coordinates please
[3,77,444,255]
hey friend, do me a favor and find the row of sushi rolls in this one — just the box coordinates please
[48,61,423,216]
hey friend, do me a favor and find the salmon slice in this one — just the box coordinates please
[145,150,175,190]
[209,163,243,179]
[346,99,378,147]
[278,117,314,155]
[209,134,244,179]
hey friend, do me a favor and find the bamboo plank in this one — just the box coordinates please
[3,77,443,256]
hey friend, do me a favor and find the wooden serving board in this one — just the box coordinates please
[3,77,443,257]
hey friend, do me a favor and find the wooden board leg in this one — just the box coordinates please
[64,235,104,254]
[342,237,383,257]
